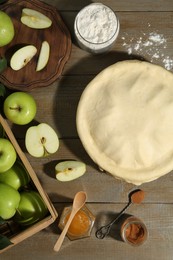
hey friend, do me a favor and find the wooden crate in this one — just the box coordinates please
[0,114,58,253]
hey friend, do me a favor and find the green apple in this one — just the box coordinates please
[21,8,52,29]
[10,45,37,71]
[0,183,20,220]
[0,11,14,47]
[0,161,30,190]
[3,92,37,125]
[36,41,50,71]
[0,138,16,173]
[55,160,86,181]
[14,190,48,226]
[25,123,59,157]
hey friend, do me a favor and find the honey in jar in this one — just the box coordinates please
[58,205,95,240]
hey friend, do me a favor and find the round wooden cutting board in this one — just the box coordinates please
[0,0,71,91]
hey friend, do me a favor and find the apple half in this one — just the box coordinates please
[25,123,59,157]
[36,41,50,71]
[10,45,37,71]
[21,8,52,29]
[55,161,86,181]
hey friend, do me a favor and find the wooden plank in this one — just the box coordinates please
[8,76,93,139]
[13,139,173,204]
[2,0,173,258]
[1,203,173,260]
[61,11,173,75]
[43,0,173,12]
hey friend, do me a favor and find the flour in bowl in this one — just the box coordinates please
[74,3,120,53]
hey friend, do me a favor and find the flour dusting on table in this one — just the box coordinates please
[121,24,173,70]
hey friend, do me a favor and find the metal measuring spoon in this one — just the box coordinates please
[95,189,145,239]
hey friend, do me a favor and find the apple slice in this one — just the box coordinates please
[25,123,59,157]
[21,8,52,29]
[36,41,50,71]
[55,161,86,182]
[10,45,37,71]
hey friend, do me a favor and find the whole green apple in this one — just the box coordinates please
[0,138,16,173]
[3,92,37,125]
[0,161,30,190]
[0,11,14,47]
[14,190,48,226]
[0,183,20,220]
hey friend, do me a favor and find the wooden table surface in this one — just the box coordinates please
[2,0,173,259]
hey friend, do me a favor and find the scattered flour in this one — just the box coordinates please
[121,24,173,71]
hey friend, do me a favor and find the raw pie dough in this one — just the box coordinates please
[76,60,173,185]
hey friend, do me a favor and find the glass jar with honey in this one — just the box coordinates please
[58,205,95,240]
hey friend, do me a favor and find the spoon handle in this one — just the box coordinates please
[96,201,131,239]
[54,209,77,252]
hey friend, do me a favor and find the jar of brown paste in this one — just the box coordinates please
[120,216,148,246]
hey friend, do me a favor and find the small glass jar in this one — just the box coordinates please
[74,3,120,54]
[58,205,95,240]
[120,216,148,246]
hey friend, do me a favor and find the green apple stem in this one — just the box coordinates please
[9,106,22,112]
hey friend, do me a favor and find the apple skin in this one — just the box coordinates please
[0,161,30,190]
[0,11,15,47]
[3,92,37,125]
[14,190,48,226]
[0,138,16,173]
[36,41,50,71]
[0,183,21,220]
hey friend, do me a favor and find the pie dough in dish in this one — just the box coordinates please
[76,60,173,185]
